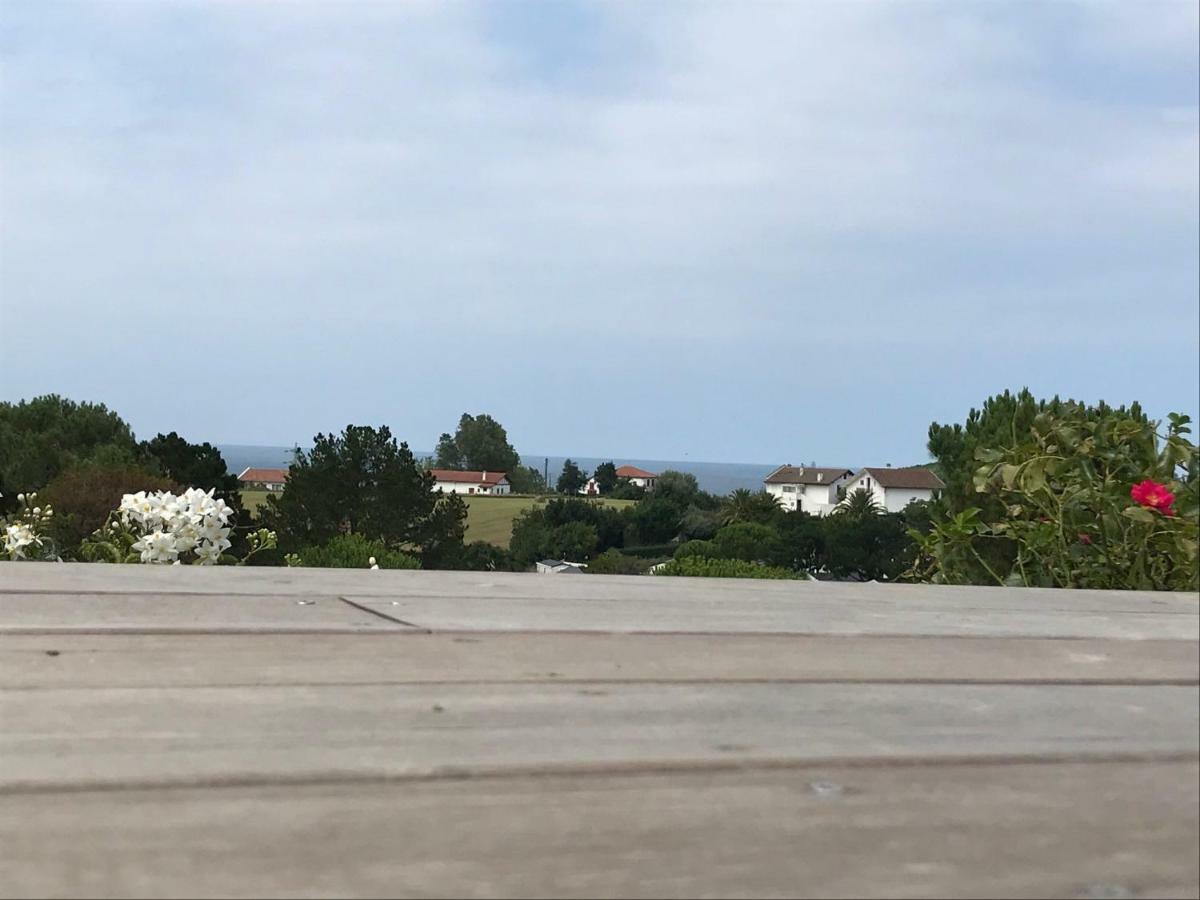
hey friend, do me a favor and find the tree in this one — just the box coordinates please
[41,463,179,558]
[713,522,783,562]
[628,497,684,545]
[835,487,883,519]
[444,540,515,572]
[508,498,627,566]
[720,489,783,526]
[258,424,466,565]
[0,395,139,504]
[928,389,1148,514]
[436,414,521,472]
[433,432,463,470]
[593,462,618,494]
[557,459,586,494]
[288,534,420,569]
[141,432,241,510]
[769,511,826,573]
[822,513,914,581]
[653,470,703,510]
[434,413,546,493]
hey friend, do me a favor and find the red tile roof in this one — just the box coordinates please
[857,467,945,490]
[615,465,657,479]
[237,467,288,484]
[764,466,853,486]
[429,469,509,486]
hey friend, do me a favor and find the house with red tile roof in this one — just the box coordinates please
[841,466,945,513]
[237,467,289,492]
[428,469,511,496]
[615,465,658,490]
[763,465,855,515]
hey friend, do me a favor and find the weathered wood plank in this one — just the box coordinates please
[1,760,1195,899]
[4,561,1196,610]
[0,593,414,633]
[2,683,1194,789]
[2,633,1196,689]
[347,593,1199,639]
[4,563,1194,638]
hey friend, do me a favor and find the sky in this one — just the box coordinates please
[1,0,1197,466]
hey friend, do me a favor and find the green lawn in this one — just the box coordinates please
[240,489,272,514]
[240,489,634,549]
[465,495,635,548]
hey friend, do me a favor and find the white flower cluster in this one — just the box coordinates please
[4,522,39,559]
[3,492,51,560]
[119,488,235,565]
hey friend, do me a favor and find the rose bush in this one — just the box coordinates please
[909,409,1198,590]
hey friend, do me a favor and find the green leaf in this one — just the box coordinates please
[1121,506,1156,524]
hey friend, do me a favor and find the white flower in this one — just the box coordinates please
[194,542,222,565]
[132,530,179,564]
[4,523,39,559]
[368,556,377,566]
[173,523,200,553]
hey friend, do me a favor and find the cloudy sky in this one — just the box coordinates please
[2,1,1197,465]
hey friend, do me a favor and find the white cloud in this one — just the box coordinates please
[1,0,1196,458]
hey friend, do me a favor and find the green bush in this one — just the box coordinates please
[712,522,782,562]
[911,409,1198,590]
[585,548,658,575]
[288,534,420,570]
[674,539,717,560]
[654,557,800,580]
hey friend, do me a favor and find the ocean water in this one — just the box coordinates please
[219,444,785,496]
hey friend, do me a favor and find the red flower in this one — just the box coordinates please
[1130,480,1176,516]
[1078,533,1093,545]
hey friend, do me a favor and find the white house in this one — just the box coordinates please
[428,469,511,496]
[615,465,657,489]
[237,467,288,492]
[763,465,854,516]
[842,466,945,513]
[579,477,602,496]
[535,559,585,574]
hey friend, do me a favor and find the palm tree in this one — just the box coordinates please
[836,487,883,519]
[720,489,781,526]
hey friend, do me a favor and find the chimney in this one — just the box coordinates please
[817,472,823,482]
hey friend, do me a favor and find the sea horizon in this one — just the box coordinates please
[218,443,832,496]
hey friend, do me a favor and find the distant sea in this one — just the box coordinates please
[219,445,789,496]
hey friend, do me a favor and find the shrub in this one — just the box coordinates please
[712,522,782,562]
[585,548,656,575]
[910,409,1198,590]
[674,539,717,560]
[41,463,179,557]
[654,557,800,579]
[288,534,420,569]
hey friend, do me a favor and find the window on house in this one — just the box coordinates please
[782,485,796,493]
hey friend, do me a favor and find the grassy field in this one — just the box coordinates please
[240,490,634,549]
[465,495,635,548]
[240,490,272,514]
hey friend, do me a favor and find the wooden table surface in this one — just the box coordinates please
[1,563,1197,899]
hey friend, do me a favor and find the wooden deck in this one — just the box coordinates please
[1,563,1197,899]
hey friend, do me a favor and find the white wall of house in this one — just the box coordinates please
[801,482,842,516]
[842,474,935,513]
[765,473,851,516]
[765,482,798,511]
[628,476,655,489]
[433,479,511,496]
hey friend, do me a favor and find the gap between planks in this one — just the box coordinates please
[2,749,1196,797]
